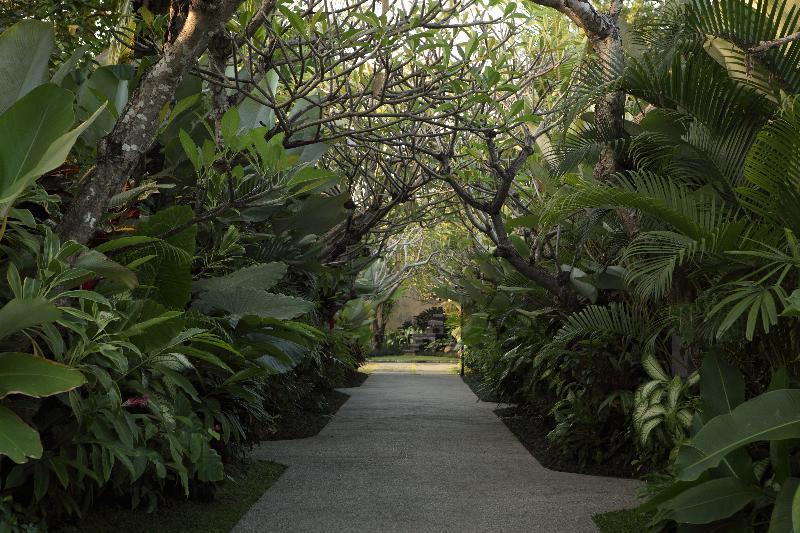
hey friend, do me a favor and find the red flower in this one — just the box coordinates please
[122,395,149,408]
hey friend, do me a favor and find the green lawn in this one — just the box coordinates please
[367,353,459,363]
[593,507,652,533]
[67,461,285,533]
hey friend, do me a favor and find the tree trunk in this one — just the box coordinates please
[57,0,245,244]
[670,333,691,378]
[591,27,625,181]
[529,0,625,182]
[373,319,387,352]
[589,15,638,234]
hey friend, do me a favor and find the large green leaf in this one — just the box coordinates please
[51,44,88,86]
[561,265,598,303]
[272,192,351,236]
[286,166,338,196]
[196,441,224,482]
[462,313,489,345]
[0,84,71,202]
[0,84,105,214]
[73,250,138,289]
[0,20,53,114]
[0,352,86,398]
[700,354,744,420]
[699,357,756,495]
[76,64,134,144]
[573,266,627,291]
[194,288,312,321]
[237,70,278,132]
[793,483,800,533]
[0,297,61,339]
[194,262,287,293]
[675,389,800,480]
[287,142,329,165]
[0,405,42,464]
[244,333,309,374]
[660,477,761,524]
[640,478,708,512]
[287,95,321,142]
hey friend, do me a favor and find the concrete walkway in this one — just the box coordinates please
[234,365,640,533]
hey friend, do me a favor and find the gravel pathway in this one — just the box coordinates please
[234,364,640,533]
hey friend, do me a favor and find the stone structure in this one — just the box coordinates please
[409,310,446,353]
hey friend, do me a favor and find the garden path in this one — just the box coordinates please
[233,364,640,533]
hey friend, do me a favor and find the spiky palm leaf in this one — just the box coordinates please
[622,217,754,302]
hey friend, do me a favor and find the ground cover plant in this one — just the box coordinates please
[3,0,800,530]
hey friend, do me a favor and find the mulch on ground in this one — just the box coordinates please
[264,370,369,440]
[495,405,638,478]
[337,368,369,388]
[265,389,351,440]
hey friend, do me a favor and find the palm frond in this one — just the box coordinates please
[741,95,800,233]
[623,222,748,301]
[539,171,734,239]
[688,0,800,91]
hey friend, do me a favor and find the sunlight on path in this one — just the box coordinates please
[362,361,459,374]
[234,371,640,533]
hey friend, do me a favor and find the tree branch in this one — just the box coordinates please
[749,31,800,54]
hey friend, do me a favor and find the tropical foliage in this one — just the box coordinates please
[0,13,380,529]
[4,0,800,529]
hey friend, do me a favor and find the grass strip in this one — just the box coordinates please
[367,354,458,363]
[593,506,652,533]
[68,461,286,533]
